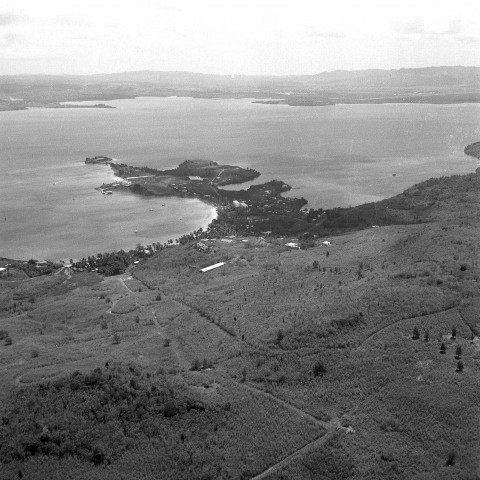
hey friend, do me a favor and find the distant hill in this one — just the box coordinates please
[2,66,479,89]
[1,66,479,109]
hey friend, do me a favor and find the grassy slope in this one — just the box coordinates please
[1,170,480,479]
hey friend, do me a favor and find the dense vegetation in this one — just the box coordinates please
[0,366,208,466]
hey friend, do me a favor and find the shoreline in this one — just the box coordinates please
[2,127,479,271]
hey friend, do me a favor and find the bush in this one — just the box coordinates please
[101,319,108,330]
[456,360,464,373]
[31,349,39,358]
[412,327,420,340]
[313,360,326,377]
[451,327,457,339]
[156,292,162,301]
[455,345,462,359]
[112,333,120,344]
[440,343,446,354]
[191,359,201,371]
[446,450,456,466]
[163,338,171,347]
[4,336,12,346]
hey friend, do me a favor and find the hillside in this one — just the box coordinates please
[1,166,480,478]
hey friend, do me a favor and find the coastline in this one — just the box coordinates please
[3,142,480,276]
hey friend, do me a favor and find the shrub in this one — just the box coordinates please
[276,329,284,345]
[313,360,326,377]
[412,327,420,340]
[4,336,12,346]
[446,450,456,466]
[440,343,446,354]
[423,330,429,342]
[202,358,213,369]
[112,333,120,344]
[156,292,162,301]
[456,361,464,373]
[451,327,457,339]
[101,319,108,330]
[163,338,171,347]
[31,349,39,358]
[191,359,201,371]
[455,345,462,359]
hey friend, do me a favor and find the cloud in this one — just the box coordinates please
[454,35,479,44]
[310,31,346,39]
[53,14,90,26]
[439,18,462,35]
[0,31,22,48]
[394,17,467,38]
[0,11,21,26]
[394,19,427,35]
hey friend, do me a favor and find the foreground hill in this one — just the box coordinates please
[1,167,480,479]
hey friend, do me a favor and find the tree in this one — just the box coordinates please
[313,360,326,377]
[412,327,420,340]
[313,260,319,269]
[451,327,456,339]
[440,342,446,354]
[455,345,462,359]
[423,329,429,342]
[446,451,456,466]
[456,361,464,373]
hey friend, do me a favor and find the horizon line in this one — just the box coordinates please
[1,64,479,78]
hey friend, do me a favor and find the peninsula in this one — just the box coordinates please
[464,141,480,160]
[87,157,308,235]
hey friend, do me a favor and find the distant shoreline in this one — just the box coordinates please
[2,94,480,113]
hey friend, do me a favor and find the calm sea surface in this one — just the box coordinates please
[1,97,479,261]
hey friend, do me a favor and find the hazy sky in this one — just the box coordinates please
[0,0,479,75]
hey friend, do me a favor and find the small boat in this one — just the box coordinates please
[104,190,113,195]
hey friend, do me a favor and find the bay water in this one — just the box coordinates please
[1,97,479,261]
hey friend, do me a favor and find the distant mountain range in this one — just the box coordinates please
[2,66,479,88]
[1,66,479,109]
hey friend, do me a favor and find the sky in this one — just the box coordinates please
[0,0,479,76]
